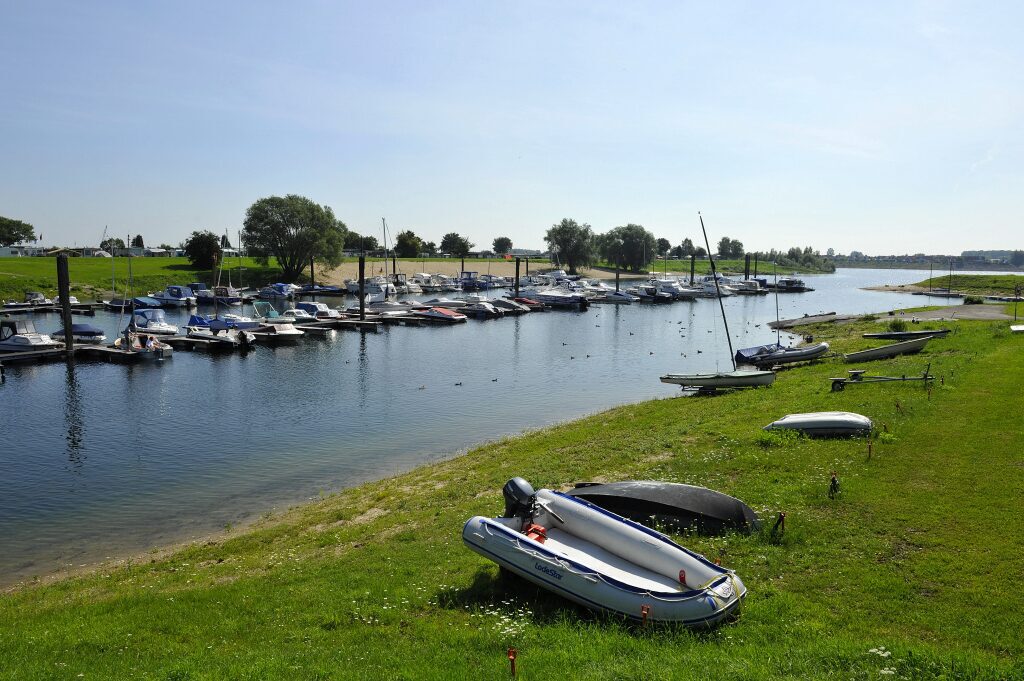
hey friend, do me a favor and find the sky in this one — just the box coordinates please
[1,1,1021,255]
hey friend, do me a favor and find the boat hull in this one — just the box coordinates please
[660,370,776,389]
[844,336,932,362]
[764,411,873,437]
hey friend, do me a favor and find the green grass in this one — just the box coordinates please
[913,274,1024,296]
[1,316,1022,679]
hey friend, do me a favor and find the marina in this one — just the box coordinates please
[0,267,1008,583]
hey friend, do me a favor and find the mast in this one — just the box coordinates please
[381,217,388,280]
[774,260,781,345]
[699,213,737,371]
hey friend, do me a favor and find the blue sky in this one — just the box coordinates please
[1,1,1020,255]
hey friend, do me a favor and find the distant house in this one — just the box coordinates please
[0,247,26,257]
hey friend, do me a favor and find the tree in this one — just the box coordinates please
[1010,250,1024,267]
[656,238,671,255]
[544,218,595,274]
[184,230,222,270]
[100,237,125,253]
[440,232,473,257]
[159,243,174,251]
[694,246,707,258]
[394,230,423,258]
[729,239,744,258]
[422,241,437,256]
[670,245,684,258]
[131,234,145,248]
[679,238,695,256]
[242,194,348,281]
[826,247,836,257]
[221,234,232,249]
[0,216,36,247]
[345,232,379,252]
[596,224,656,272]
[717,236,733,258]
[492,236,513,255]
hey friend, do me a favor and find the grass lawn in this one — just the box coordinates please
[1,314,1021,679]
[913,274,1024,296]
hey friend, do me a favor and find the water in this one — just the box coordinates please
[0,268,988,583]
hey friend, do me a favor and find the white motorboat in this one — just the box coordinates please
[258,283,300,300]
[489,298,531,314]
[659,369,776,390]
[130,309,178,335]
[423,297,468,309]
[763,411,872,437]
[461,301,503,319]
[51,323,107,345]
[185,319,256,350]
[4,292,53,309]
[413,307,468,323]
[296,301,343,319]
[463,479,746,626]
[592,290,639,304]
[280,308,316,324]
[0,319,63,352]
[410,273,442,293]
[250,323,304,344]
[150,285,197,307]
[518,288,589,310]
[433,274,462,292]
[629,284,673,303]
[844,336,932,362]
[344,276,398,298]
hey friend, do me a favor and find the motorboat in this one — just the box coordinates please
[423,297,468,309]
[767,277,814,293]
[650,278,700,300]
[459,271,489,290]
[844,336,932,363]
[296,301,344,319]
[112,332,173,359]
[410,273,442,293]
[629,285,673,303]
[566,481,760,535]
[388,272,422,294]
[251,301,294,325]
[3,291,53,309]
[103,295,163,312]
[489,298,531,314]
[299,284,345,296]
[344,276,397,298]
[413,307,468,323]
[729,279,769,295]
[659,369,776,390]
[186,313,261,330]
[735,341,831,367]
[461,301,504,319]
[258,283,299,300]
[0,319,63,352]
[862,329,951,341]
[463,478,746,626]
[592,290,639,304]
[250,323,304,344]
[509,296,546,311]
[280,308,316,324]
[763,411,873,437]
[433,274,463,292]
[51,323,107,345]
[519,288,589,310]
[185,319,256,350]
[129,308,178,335]
[480,274,510,289]
[150,285,197,307]
[192,283,244,307]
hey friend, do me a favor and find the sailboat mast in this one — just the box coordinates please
[699,213,737,371]
[381,217,388,280]
[774,260,781,345]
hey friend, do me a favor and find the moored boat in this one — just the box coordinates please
[413,307,468,323]
[0,319,63,352]
[51,323,107,345]
[129,308,178,335]
[463,478,746,626]
[150,285,197,308]
[735,341,830,367]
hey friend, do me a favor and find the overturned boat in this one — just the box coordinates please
[862,329,950,341]
[463,478,746,626]
[844,336,932,362]
[735,341,830,367]
[763,411,872,437]
[660,369,775,391]
[567,481,759,535]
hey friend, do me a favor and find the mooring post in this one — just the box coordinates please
[460,256,465,275]
[689,254,696,285]
[309,258,316,291]
[744,254,750,280]
[392,253,397,278]
[514,257,521,297]
[56,254,75,358]
[358,256,366,321]
[615,254,621,292]
[525,258,529,276]
[753,253,759,277]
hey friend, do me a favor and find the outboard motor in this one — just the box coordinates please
[502,477,536,519]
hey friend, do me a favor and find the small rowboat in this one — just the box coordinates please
[763,411,872,437]
[463,479,746,626]
[844,335,932,362]
[660,369,775,390]
[862,329,950,341]
[735,341,830,367]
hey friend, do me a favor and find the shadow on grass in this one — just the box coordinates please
[438,566,733,639]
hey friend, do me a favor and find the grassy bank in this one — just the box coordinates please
[913,274,1024,296]
[2,314,1022,679]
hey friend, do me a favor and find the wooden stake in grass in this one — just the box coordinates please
[829,472,840,499]
[867,438,873,461]
[640,604,651,626]
[507,648,517,677]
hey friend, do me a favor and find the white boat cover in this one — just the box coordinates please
[763,411,872,436]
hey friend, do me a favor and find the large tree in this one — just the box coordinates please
[544,218,594,274]
[394,230,423,258]
[440,232,473,257]
[656,237,671,255]
[1011,250,1024,267]
[492,236,513,255]
[422,241,437,256]
[221,234,232,249]
[242,194,348,281]
[0,216,35,247]
[679,237,695,256]
[131,234,145,248]
[345,232,379,252]
[100,237,125,253]
[184,230,222,270]
[597,224,656,272]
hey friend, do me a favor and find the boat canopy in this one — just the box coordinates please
[52,323,104,337]
[134,308,168,323]
[3,319,39,334]
[735,343,782,363]
[167,286,194,298]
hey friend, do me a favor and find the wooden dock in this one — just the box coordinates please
[0,345,153,365]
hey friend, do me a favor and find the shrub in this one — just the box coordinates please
[887,319,908,332]
[963,295,984,305]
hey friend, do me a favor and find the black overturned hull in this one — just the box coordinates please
[567,481,760,535]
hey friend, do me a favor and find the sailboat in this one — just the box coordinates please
[660,215,775,391]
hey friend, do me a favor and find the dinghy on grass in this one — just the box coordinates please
[567,481,759,535]
[462,478,746,626]
[735,341,830,367]
[659,369,776,391]
[844,336,932,362]
[763,411,872,437]
[863,329,950,341]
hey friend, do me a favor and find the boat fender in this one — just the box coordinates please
[523,523,547,544]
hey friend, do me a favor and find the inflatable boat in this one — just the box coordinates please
[462,479,746,626]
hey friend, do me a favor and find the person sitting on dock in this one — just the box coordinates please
[144,335,154,350]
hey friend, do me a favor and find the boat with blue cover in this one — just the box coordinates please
[463,478,746,626]
[51,323,107,345]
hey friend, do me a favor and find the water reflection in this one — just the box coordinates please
[63,361,84,466]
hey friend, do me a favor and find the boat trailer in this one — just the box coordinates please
[829,364,934,392]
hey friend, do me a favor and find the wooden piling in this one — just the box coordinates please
[615,254,621,292]
[358,256,366,320]
[744,254,750,279]
[56,254,75,357]
[689,254,696,285]
[514,257,520,297]
[310,258,316,289]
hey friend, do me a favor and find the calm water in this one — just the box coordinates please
[0,268,984,583]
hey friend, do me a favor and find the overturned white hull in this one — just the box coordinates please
[763,411,872,437]
[844,336,932,362]
[660,369,775,389]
